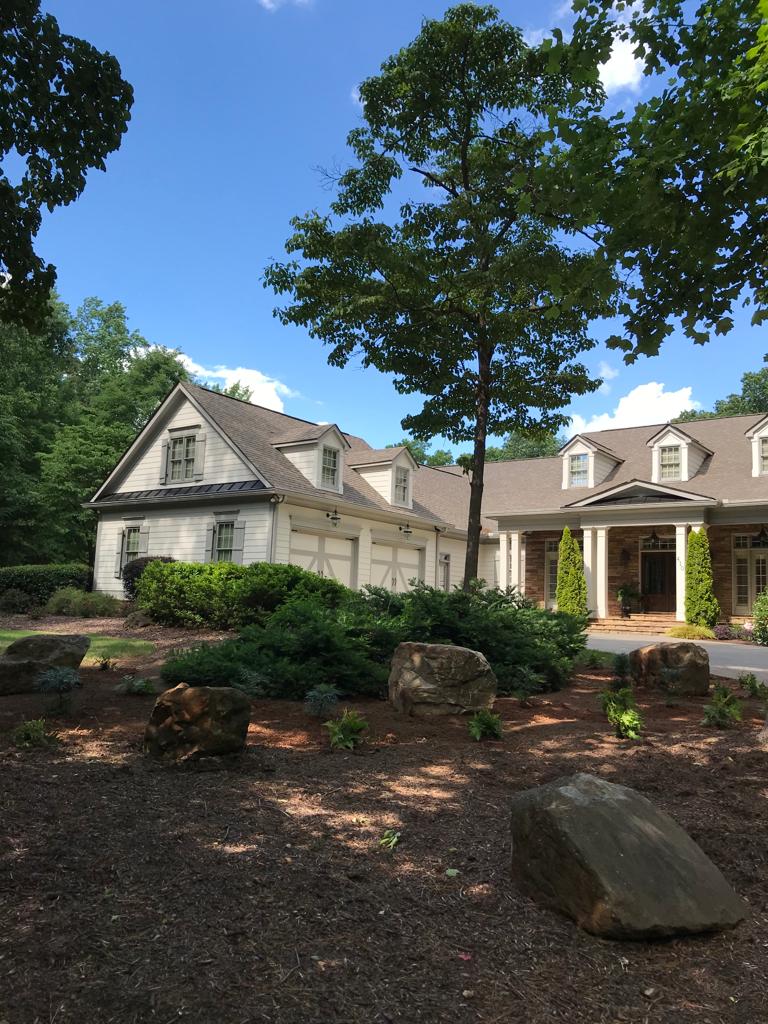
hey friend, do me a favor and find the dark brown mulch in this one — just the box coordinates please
[1,668,766,1024]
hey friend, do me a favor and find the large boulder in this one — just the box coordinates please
[510,772,745,940]
[389,641,497,717]
[629,641,710,695]
[0,633,90,696]
[144,683,251,762]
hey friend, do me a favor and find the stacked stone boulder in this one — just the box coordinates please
[388,641,497,717]
[0,634,90,696]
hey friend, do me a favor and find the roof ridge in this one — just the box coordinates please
[185,381,322,429]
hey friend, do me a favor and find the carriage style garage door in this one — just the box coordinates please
[289,529,356,587]
[370,541,423,591]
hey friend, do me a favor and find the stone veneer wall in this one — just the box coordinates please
[607,526,650,617]
[523,530,582,609]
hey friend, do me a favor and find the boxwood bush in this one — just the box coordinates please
[121,555,176,601]
[161,576,586,699]
[0,564,90,609]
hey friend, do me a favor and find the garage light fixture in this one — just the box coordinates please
[326,508,341,527]
[399,522,413,538]
[754,525,768,547]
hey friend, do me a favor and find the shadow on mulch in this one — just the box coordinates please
[1,669,767,1024]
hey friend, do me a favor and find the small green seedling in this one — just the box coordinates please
[304,683,340,718]
[702,685,742,728]
[600,687,643,740]
[739,672,768,701]
[379,829,401,851]
[36,666,82,716]
[11,718,54,749]
[324,708,367,750]
[468,708,503,741]
[445,868,460,878]
[114,675,157,696]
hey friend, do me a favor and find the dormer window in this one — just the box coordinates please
[569,453,588,487]
[160,426,206,485]
[761,438,768,475]
[321,445,339,489]
[659,445,681,480]
[394,466,410,505]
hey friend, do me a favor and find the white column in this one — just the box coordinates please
[583,527,596,618]
[595,527,609,619]
[509,530,523,593]
[675,524,688,621]
[498,531,509,590]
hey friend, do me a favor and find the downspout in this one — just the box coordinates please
[268,495,285,563]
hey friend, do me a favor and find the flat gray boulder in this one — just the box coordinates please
[630,641,710,695]
[0,633,90,696]
[389,641,496,717]
[510,772,745,940]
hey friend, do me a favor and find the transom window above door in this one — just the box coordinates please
[569,453,588,487]
[659,445,681,480]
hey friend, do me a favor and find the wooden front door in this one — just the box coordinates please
[641,551,676,612]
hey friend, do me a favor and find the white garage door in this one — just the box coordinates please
[371,542,423,592]
[289,529,356,587]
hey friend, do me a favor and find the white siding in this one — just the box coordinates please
[438,537,467,590]
[281,445,318,486]
[117,398,253,492]
[355,465,393,504]
[687,445,707,478]
[93,503,271,596]
[478,542,500,588]
[593,451,617,487]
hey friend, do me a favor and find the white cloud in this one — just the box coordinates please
[350,85,363,110]
[179,355,297,412]
[569,382,700,436]
[522,28,548,46]
[597,359,620,394]
[599,37,643,94]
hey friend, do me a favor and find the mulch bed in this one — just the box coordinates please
[1,660,767,1023]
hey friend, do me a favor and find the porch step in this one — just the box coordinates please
[589,615,677,635]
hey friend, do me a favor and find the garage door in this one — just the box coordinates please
[289,529,356,587]
[370,542,423,592]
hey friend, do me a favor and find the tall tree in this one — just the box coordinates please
[486,429,566,461]
[386,437,454,466]
[1,3,133,328]
[266,5,611,585]
[677,353,768,421]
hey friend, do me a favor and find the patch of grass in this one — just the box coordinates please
[575,648,614,669]
[666,624,716,640]
[0,630,154,664]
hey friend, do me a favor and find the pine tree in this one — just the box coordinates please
[555,527,588,617]
[685,529,721,628]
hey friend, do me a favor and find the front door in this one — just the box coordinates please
[641,551,676,612]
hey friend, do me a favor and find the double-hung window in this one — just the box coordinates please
[659,445,681,480]
[394,466,410,505]
[124,527,141,564]
[215,521,235,562]
[321,446,339,489]
[439,552,451,592]
[569,453,588,487]
[170,434,196,481]
[761,437,768,475]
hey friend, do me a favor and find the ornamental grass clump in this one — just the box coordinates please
[600,687,643,740]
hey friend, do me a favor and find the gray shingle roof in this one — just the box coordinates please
[347,447,407,467]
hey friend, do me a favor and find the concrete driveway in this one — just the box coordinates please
[587,631,768,682]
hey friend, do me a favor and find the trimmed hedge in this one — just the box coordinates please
[0,564,90,608]
[45,587,124,618]
[136,560,348,628]
[121,555,175,601]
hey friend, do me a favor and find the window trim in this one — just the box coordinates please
[160,426,206,486]
[568,453,588,487]
[659,444,682,480]
[438,552,451,592]
[394,465,410,506]
[761,437,768,475]
[319,444,340,491]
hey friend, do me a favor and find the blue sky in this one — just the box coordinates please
[38,0,767,452]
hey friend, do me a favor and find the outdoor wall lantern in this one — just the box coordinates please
[326,508,341,527]
[754,525,768,547]
[399,522,413,538]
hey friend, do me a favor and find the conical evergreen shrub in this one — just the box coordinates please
[555,526,588,617]
[685,528,720,628]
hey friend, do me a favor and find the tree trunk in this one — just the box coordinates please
[463,342,492,589]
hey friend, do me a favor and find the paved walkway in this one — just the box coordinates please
[587,631,768,681]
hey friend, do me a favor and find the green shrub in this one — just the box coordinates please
[121,555,176,601]
[379,828,401,851]
[0,588,32,613]
[36,666,82,715]
[136,560,347,628]
[753,591,768,646]
[0,564,90,607]
[114,675,157,696]
[702,684,742,728]
[555,526,588,617]
[600,687,643,740]
[739,672,768,700]
[666,623,716,640]
[304,683,340,717]
[11,718,54,748]
[44,587,124,618]
[324,708,367,750]
[685,529,720,629]
[468,708,503,741]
